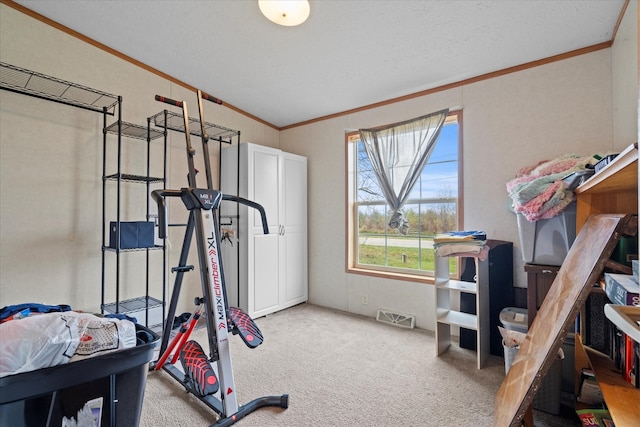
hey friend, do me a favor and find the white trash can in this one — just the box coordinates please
[500,307,563,415]
[500,307,527,374]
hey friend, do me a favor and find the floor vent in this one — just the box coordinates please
[376,309,415,329]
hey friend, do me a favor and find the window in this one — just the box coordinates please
[346,110,462,280]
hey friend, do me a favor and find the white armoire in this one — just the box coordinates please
[220,142,308,318]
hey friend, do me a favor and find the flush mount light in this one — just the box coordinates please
[259,0,310,26]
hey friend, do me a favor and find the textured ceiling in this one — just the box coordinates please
[13,0,626,128]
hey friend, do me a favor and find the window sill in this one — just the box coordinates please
[347,267,435,285]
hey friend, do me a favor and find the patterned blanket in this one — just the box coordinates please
[506,154,601,221]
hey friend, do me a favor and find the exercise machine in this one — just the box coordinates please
[150,91,288,426]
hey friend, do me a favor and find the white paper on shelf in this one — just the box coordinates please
[604,304,640,342]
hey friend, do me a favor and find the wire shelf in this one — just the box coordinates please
[0,62,119,115]
[151,110,239,143]
[103,245,164,253]
[104,173,164,183]
[105,121,164,140]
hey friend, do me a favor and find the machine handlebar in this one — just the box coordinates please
[155,95,183,107]
[155,93,222,107]
[222,194,269,234]
[151,189,182,239]
[201,91,223,105]
[151,189,269,239]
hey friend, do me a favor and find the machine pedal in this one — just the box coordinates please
[228,307,264,348]
[179,340,219,396]
[171,265,194,273]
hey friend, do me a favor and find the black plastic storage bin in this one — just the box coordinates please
[0,323,159,427]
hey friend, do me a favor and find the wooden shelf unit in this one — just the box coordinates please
[575,336,640,427]
[573,142,638,427]
[435,255,489,369]
[574,142,638,232]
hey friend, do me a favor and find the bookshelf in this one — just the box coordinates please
[575,339,640,426]
[494,213,634,427]
[574,142,638,232]
[434,255,489,369]
[573,142,638,427]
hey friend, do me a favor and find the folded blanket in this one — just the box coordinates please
[433,230,486,244]
[507,154,603,221]
[435,244,489,261]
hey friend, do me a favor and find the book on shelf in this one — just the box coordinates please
[604,273,639,306]
[576,408,614,427]
[633,339,640,388]
[608,320,640,388]
[625,334,638,387]
[577,369,604,405]
[578,291,611,354]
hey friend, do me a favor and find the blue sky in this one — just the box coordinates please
[414,122,459,199]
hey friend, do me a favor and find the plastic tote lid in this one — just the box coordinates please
[499,307,528,329]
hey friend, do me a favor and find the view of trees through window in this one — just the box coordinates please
[353,112,460,275]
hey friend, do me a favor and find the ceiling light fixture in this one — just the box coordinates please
[259,0,310,27]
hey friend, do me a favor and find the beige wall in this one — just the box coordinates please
[1,3,637,331]
[0,5,279,315]
[281,5,638,330]
[612,0,638,148]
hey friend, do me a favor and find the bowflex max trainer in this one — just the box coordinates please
[150,91,288,426]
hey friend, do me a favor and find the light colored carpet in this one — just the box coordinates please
[140,303,578,426]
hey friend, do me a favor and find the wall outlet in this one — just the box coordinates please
[362,295,368,305]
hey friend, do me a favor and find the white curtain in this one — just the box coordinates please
[359,109,449,235]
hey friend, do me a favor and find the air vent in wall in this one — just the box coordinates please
[376,309,416,329]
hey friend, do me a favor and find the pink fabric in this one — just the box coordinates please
[506,153,605,221]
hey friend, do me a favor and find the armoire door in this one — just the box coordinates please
[279,152,308,307]
[249,145,281,316]
[221,142,307,318]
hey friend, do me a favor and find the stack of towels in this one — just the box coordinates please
[433,231,488,260]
